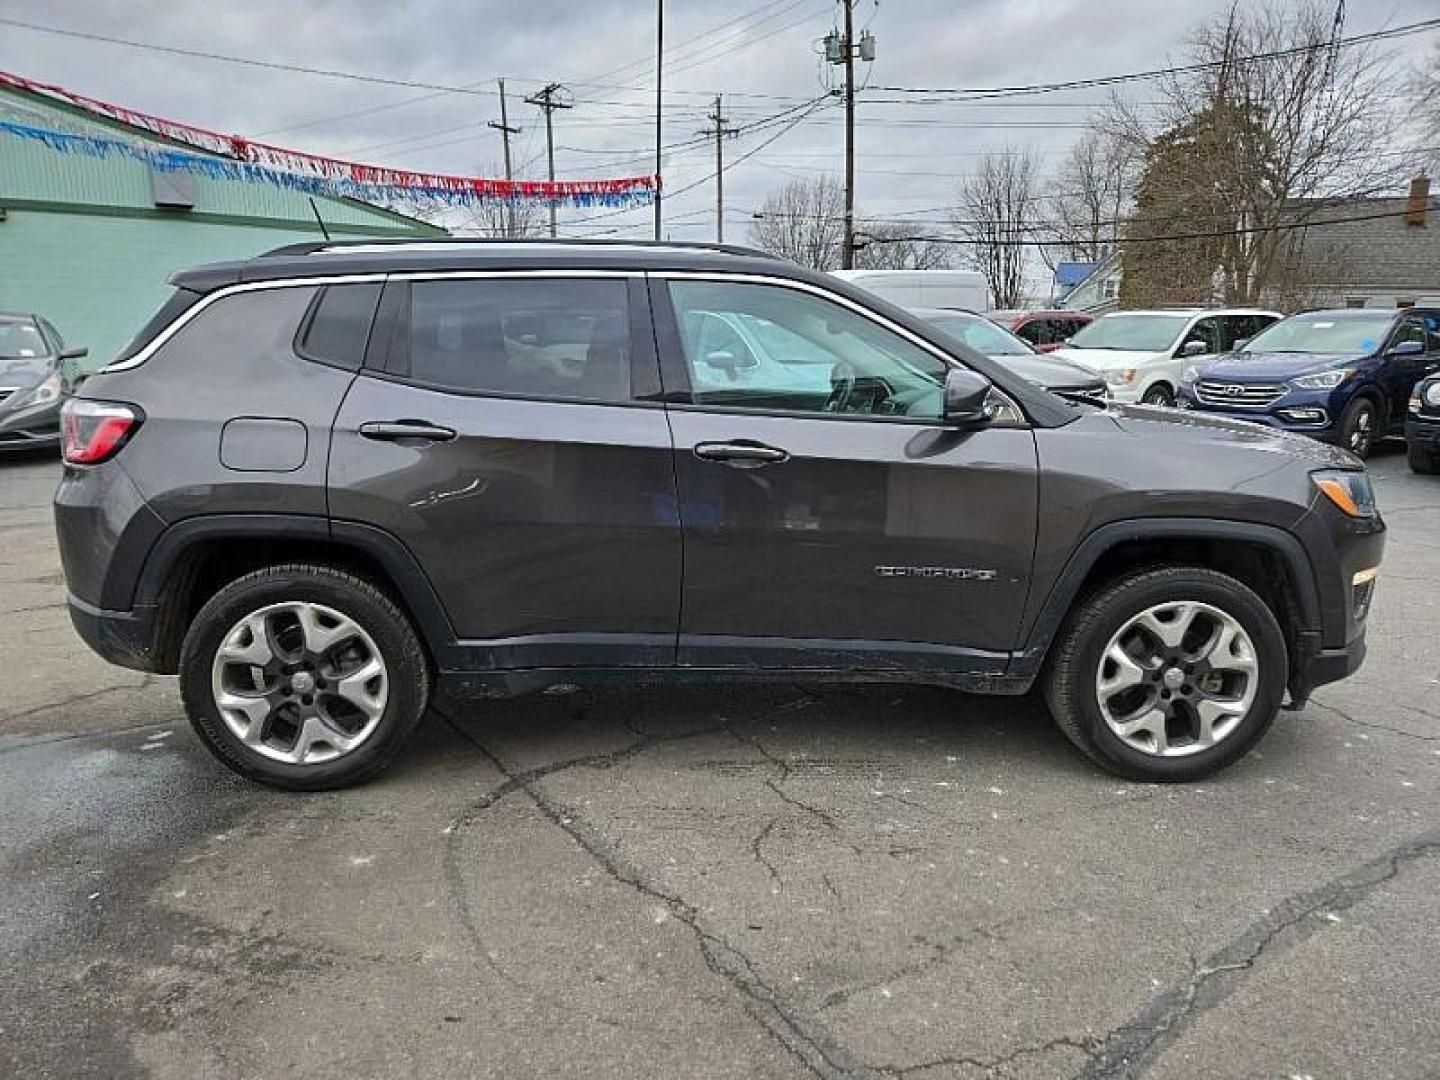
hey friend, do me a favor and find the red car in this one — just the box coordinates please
[988,310,1094,353]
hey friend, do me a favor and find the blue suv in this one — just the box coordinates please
[1177,308,1440,458]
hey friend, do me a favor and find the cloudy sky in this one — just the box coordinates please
[0,0,1434,244]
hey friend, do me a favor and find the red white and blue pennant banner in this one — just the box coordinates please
[0,70,658,208]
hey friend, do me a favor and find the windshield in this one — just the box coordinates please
[0,320,48,360]
[921,312,1032,355]
[1241,313,1394,355]
[1067,313,1188,352]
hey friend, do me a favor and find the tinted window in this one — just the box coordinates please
[151,287,318,367]
[407,279,630,402]
[1183,317,1221,354]
[1015,321,1044,345]
[668,280,947,419]
[298,283,381,370]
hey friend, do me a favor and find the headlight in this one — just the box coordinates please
[7,371,63,409]
[1312,469,1377,518]
[1104,368,1137,387]
[1291,368,1353,390]
[1426,382,1440,408]
[1180,365,1200,385]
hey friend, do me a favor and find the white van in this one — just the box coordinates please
[830,269,988,312]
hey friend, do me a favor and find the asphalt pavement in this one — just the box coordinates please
[1,446,1437,1080]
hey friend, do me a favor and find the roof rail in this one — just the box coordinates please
[261,237,779,260]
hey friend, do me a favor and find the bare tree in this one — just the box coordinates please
[1039,128,1138,269]
[1122,2,1404,305]
[748,176,848,269]
[953,147,1041,308]
[748,176,952,270]
[460,197,546,238]
[1408,39,1440,167]
[854,220,953,270]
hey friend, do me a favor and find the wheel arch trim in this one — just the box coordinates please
[1011,517,1320,678]
[132,514,459,661]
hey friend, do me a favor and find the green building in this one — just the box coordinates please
[0,79,444,370]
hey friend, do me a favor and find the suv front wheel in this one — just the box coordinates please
[1044,567,1287,781]
[179,565,430,791]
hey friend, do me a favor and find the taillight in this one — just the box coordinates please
[61,400,142,465]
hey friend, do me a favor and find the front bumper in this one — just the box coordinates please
[1176,385,1341,440]
[1406,415,1440,451]
[0,397,62,452]
[1288,627,1366,707]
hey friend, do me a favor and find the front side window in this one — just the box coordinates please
[405,278,631,402]
[667,280,948,419]
[1182,317,1220,354]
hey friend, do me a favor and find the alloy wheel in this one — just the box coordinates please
[210,602,388,764]
[1094,600,1258,757]
[1348,404,1374,455]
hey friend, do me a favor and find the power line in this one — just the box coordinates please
[871,17,1440,99]
[865,203,1440,247]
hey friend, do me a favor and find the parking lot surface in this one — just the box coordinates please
[2,447,1437,1080]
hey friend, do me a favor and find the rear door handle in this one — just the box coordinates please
[693,440,789,465]
[358,420,457,443]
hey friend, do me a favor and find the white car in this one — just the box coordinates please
[1050,309,1281,406]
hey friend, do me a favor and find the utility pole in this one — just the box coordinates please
[487,79,521,237]
[524,82,572,238]
[825,5,875,269]
[697,95,738,242]
[654,0,664,241]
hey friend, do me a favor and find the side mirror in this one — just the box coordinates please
[1180,339,1209,358]
[1387,340,1424,357]
[703,349,749,373]
[943,368,996,427]
[1232,337,1251,351]
[59,347,89,361]
[71,370,92,390]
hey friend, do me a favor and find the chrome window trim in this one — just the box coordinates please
[102,274,388,373]
[651,269,1027,425]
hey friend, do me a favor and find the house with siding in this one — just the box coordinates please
[0,78,443,368]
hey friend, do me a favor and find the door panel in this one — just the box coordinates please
[668,410,1039,668]
[653,274,1039,671]
[330,379,681,665]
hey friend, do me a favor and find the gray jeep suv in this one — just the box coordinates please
[55,240,1384,790]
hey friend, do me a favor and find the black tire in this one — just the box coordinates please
[1140,384,1175,407]
[1043,567,1287,782]
[1337,396,1379,459]
[179,564,430,791]
[1408,442,1440,474]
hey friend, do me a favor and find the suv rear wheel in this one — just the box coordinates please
[179,565,430,791]
[1044,567,1286,782]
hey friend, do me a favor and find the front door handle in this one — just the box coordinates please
[359,420,457,443]
[693,440,789,465]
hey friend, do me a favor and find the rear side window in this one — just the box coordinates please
[148,287,318,368]
[297,283,381,370]
[115,288,204,364]
[403,278,631,402]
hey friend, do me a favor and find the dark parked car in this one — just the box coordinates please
[1178,308,1440,458]
[0,313,86,452]
[56,240,1383,790]
[909,308,1107,402]
[987,309,1094,353]
[1407,373,1440,474]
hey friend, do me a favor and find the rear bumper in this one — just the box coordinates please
[67,593,161,673]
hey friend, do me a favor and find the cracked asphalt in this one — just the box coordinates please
[2,446,1438,1079]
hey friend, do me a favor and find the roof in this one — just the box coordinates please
[1054,261,1098,287]
[171,239,803,291]
[1284,196,1439,289]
